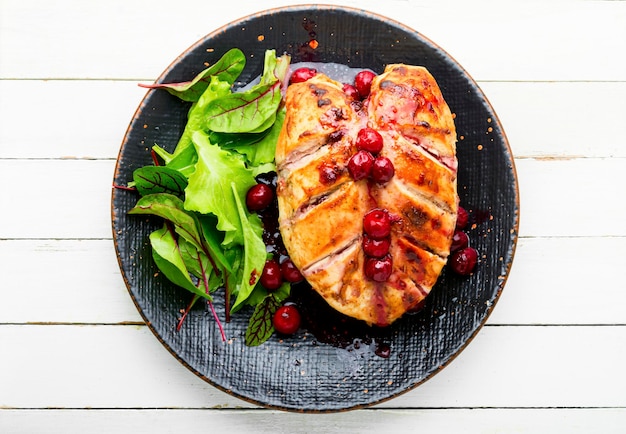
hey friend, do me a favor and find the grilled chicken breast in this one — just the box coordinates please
[276,64,458,326]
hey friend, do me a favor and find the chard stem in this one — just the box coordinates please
[176,294,199,331]
[208,301,226,341]
[112,183,137,191]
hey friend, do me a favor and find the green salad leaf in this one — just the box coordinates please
[127,48,293,345]
[229,182,267,313]
[184,130,258,243]
[205,50,289,133]
[139,48,246,102]
[132,166,188,197]
[245,294,281,346]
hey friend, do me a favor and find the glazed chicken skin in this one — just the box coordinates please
[275,64,458,326]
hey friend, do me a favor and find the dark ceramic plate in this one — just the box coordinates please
[112,5,519,412]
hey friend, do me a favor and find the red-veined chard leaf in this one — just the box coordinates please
[178,237,222,293]
[132,166,188,197]
[129,194,229,275]
[204,51,290,133]
[197,214,233,273]
[152,76,232,173]
[138,48,246,102]
[149,225,211,299]
[230,106,285,166]
[244,294,281,346]
[129,193,204,251]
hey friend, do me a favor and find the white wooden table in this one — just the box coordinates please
[1,0,625,432]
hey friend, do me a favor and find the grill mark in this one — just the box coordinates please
[392,177,453,215]
[403,234,446,260]
[400,128,457,172]
[301,235,361,275]
[292,180,351,221]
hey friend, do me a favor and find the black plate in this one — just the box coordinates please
[112,5,519,412]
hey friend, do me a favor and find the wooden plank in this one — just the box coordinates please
[514,157,626,237]
[2,80,625,159]
[0,159,115,239]
[1,408,625,434]
[479,81,626,159]
[0,324,624,409]
[0,80,145,160]
[1,0,625,81]
[1,157,624,239]
[0,239,142,324]
[487,236,626,326]
[1,237,624,326]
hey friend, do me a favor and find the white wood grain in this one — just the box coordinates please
[479,81,626,159]
[0,239,142,324]
[1,408,625,434]
[0,159,115,239]
[2,80,625,160]
[0,324,624,409]
[1,0,625,428]
[2,236,624,326]
[1,0,625,81]
[0,80,145,159]
[514,157,625,237]
[488,236,626,325]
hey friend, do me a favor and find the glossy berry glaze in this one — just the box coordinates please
[254,171,393,357]
[254,64,480,356]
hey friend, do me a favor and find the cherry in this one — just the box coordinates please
[246,183,274,212]
[371,156,395,183]
[342,83,360,100]
[451,230,469,252]
[273,304,301,335]
[260,259,282,290]
[364,255,393,282]
[356,128,384,154]
[456,206,469,230]
[449,247,478,276]
[280,259,304,283]
[363,209,391,239]
[347,150,374,181]
[290,67,317,84]
[363,235,390,258]
[354,70,376,98]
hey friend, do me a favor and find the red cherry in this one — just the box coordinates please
[347,150,374,181]
[273,305,301,335]
[371,156,395,183]
[363,235,391,258]
[364,255,393,282]
[363,209,391,239]
[449,247,478,276]
[456,206,469,230]
[260,259,282,290]
[246,183,274,211]
[290,67,317,84]
[451,230,469,252]
[356,128,384,154]
[354,70,376,98]
[342,83,360,100]
[280,259,304,283]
